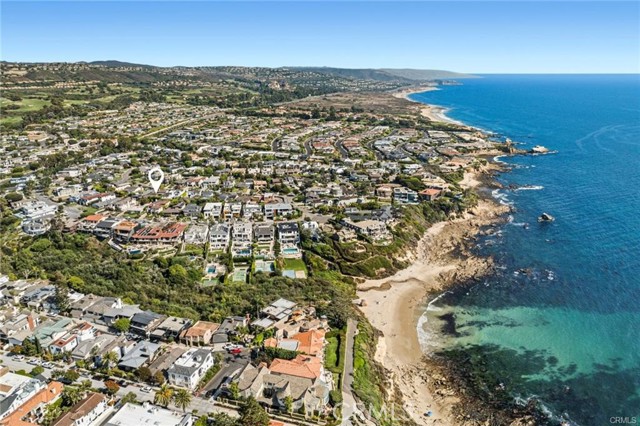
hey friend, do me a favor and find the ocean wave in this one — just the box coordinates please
[491,188,514,206]
[514,185,544,191]
[506,215,528,228]
[514,395,580,426]
[416,292,452,351]
[493,155,508,164]
[416,312,435,351]
[427,292,450,310]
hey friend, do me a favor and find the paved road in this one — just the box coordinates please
[340,320,376,426]
[0,352,238,416]
[341,319,357,426]
[1,352,321,426]
[303,139,313,157]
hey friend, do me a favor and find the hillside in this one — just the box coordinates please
[380,68,476,80]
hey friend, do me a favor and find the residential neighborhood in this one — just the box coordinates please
[0,283,335,426]
[1,61,506,426]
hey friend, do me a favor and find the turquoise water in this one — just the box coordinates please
[411,75,640,425]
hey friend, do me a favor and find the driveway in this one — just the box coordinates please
[201,350,250,397]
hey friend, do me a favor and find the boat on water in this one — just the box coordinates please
[538,212,555,222]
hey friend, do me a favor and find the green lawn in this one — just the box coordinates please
[80,207,98,218]
[283,258,307,272]
[0,97,50,112]
[62,99,91,107]
[0,116,22,126]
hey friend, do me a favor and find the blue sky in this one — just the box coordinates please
[1,1,639,73]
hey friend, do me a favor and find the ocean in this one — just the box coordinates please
[410,75,640,426]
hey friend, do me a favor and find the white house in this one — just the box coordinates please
[167,348,214,390]
[209,224,230,251]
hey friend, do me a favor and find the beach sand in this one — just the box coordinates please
[356,170,509,426]
[392,86,463,126]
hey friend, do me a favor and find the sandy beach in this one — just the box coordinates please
[356,170,509,426]
[392,86,464,125]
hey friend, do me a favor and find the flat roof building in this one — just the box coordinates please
[103,403,193,426]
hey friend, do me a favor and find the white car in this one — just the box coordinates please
[141,386,152,393]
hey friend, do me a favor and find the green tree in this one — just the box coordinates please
[208,412,237,426]
[102,350,119,369]
[194,414,209,426]
[54,285,71,313]
[62,386,83,407]
[41,403,62,426]
[154,384,173,408]
[79,379,93,392]
[113,318,131,334]
[238,396,270,426]
[283,395,293,413]
[168,264,188,285]
[173,388,192,412]
[30,365,45,377]
[137,366,152,382]
[121,391,138,405]
[67,276,86,292]
[22,338,39,356]
[64,369,80,384]
[153,371,166,385]
[228,381,240,400]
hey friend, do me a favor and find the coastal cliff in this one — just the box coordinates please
[355,162,514,426]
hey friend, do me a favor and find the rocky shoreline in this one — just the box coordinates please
[356,156,570,426]
[356,160,516,426]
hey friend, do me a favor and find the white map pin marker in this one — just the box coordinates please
[148,167,164,193]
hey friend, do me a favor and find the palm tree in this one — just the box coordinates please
[173,388,192,412]
[102,351,119,370]
[154,384,173,408]
[62,387,83,407]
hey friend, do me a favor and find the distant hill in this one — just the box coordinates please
[1,61,474,94]
[88,60,154,68]
[379,68,476,80]
[288,67,414,82]
[291,67,475,82]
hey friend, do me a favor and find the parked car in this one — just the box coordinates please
[230,348,243,355]
[225,344,242,352]
[141,386,152,393]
